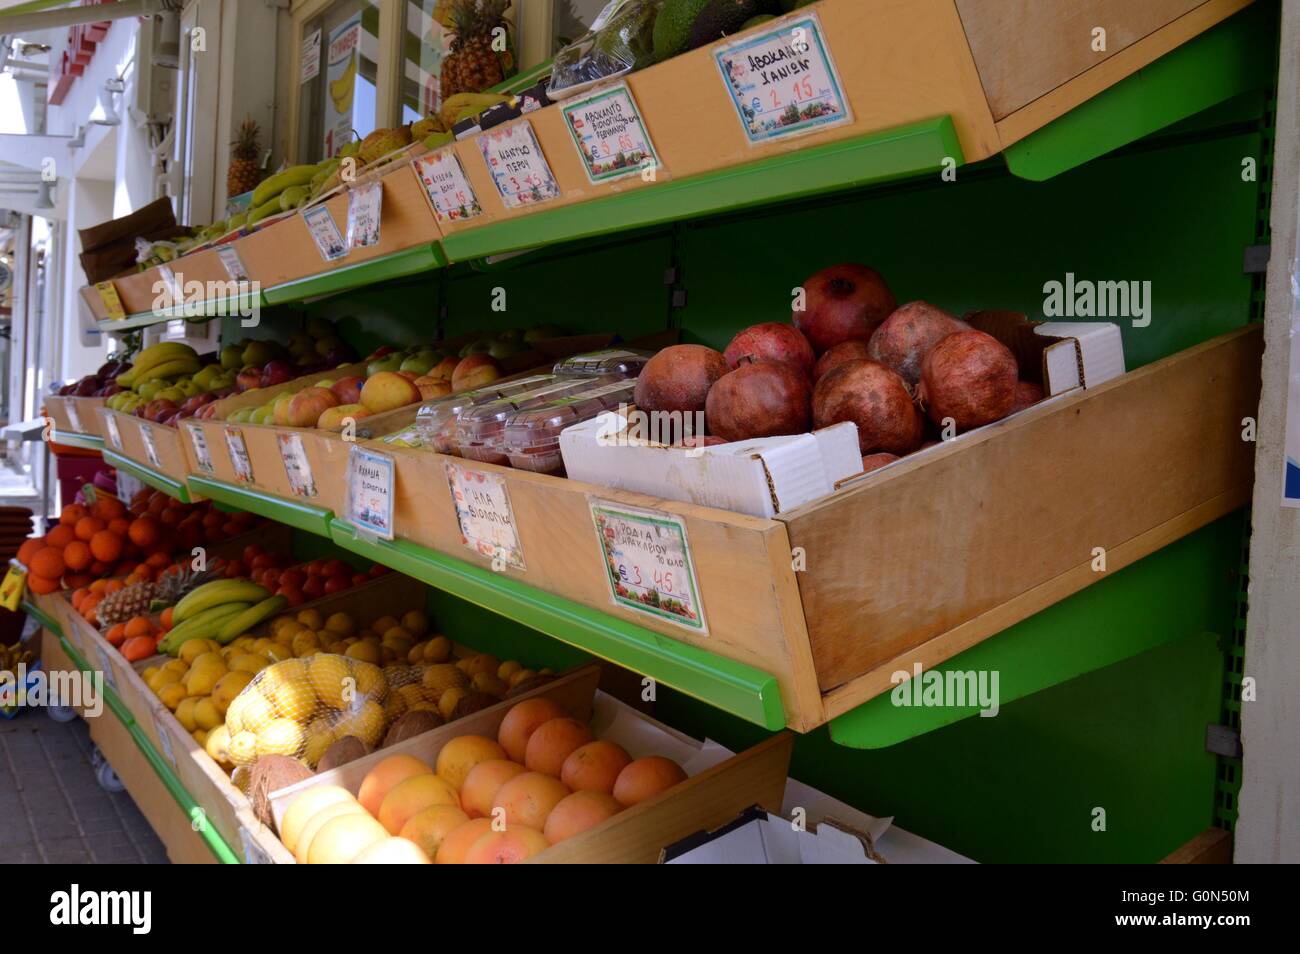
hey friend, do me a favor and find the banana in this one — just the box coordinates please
[251,164,319,209]
[159,602,252,655]
[122,342,199,385]
[280,185,308,211]
[439,92,509,129]
[173,579,270,624]
[246,194,286,225]
[214,595,289,644]
[130,357,201,386]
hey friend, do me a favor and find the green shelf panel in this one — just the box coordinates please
[1005,3,1271,181]
[440,117,964,261]
[95,290,263,335]
[52,431,105,451]
[102,449,192,503]
[187,476,335,537]
[328,518,785,730]
[828,518,1241,749]
[262,243,446,305]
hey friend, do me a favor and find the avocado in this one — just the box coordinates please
[652,0,713,62]
[687,0,782,51]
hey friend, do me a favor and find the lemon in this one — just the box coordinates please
[256,718,306,757]
[205,724,232,766]
[344,641,381,666]
[309,655,352,709]
[400,610,429,637]
[185,664,227,697]
[422,636,451,664]
[351,660,387,700]
[194,698,222,731]
[296,609,325,630]
[158,682,188,711]
[228,730,258,766]
[270,679,316,721]
[333,699,384,747]
[174,696,200,732]
[325,612,356,637]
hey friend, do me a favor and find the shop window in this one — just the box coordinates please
[400,1,451,123]
[297,0,382,161]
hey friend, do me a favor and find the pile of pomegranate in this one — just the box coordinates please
[631,264,1043,475]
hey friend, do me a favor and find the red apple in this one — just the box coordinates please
[360,371,422,413]
[285,387,339,427]
[451,354,502,393]
[330,376,364,405]
[235,366,263,392]
[260,360,297,389]
[428,356,458,383]
[794,264,897,354]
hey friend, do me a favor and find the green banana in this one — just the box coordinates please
[214,595,289,644]
[250,164,318,208]
[246,194,286,225]
[131,357,201,386]
[159,602,252,655]
[173,579,270,624]
[280,185,308,211]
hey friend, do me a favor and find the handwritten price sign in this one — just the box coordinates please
[714,11,851,145]
[414,149,483,223]
[445,462,525,570]
[589,499,707,634]
[478,121,561,210]
[562,83,659,184]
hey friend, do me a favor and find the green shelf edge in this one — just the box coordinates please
[441,117,964,261]
[262,243,446,305]
[52,431,105,451]
[20,603,238,863]
[95,291,264,335]
[103,449,192,503]
[327,518,785,730]
[1004,3,1270,181]
[186,476,336,537]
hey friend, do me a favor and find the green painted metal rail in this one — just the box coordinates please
[52,431,105,451]
[327,517,786,730]
[440,117,965,261]
[187,475,336,537]
[22,601,239,864]
[103,449,192,502]
[262,243,446,305]
[95,288,265,335]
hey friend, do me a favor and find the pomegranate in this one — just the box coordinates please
[812,359,923,455]
[723,322,815,377]
[706,361,811,442]
[674,435,727,448]
[794,264,897,354]
[861,452,899,474]
[633,345,728,415]
[1011,381,1044,413]
[812,340,873,381]
[917,330,1018,430]
[868,301,969,387]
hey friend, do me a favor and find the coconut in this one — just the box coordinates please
[380,710,444,749]
[317,735,372,772]
[450,691,498,721]
[917,330,1018,430]
[248,755,314,829]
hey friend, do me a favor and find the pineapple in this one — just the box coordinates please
[155,564,222,607]
[227,117,263,199]
[96,582,160,629]
[440,0,514,100]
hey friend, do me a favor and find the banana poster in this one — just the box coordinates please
[324,14,362,158]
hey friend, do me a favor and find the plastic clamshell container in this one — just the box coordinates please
[415,374,557,454]
[502,378,638,474]
[455,376,620,464]
[552,348,654,379]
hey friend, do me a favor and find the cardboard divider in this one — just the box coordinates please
[47,395,107,437]
[101,409,195,489]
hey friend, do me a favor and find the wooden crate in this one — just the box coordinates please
[102,409,195,489]
[47,395,106,438]
[269,664,793,864]
[114,265,167,317]
[345,327,1260,731]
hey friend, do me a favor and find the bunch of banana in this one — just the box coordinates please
[438,92,511,130]
[161,579,286,655]
[248,163,319,219]
[116,343,200,388]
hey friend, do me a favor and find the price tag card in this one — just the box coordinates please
[347,446,395,540]
[152,710,177,769]
[94,644,118,690]
[444,461,526,570]
[95,281,126,320]
[64,400,84,434]
[714,11,851,146]
[240,827,273,865]
[186,422,214,474]
[216,244,250,282]
[139,422,163,469]
[0,561,27,612]
[562,82,660,184]
[224,427,255,484]
[589,498,707,633]
[104,413,124,450]
[478,120,561,209]
[346,180,382,250]
[302,205,347,262]
[413,149,483,224]
[277,432,317,498]
[156,264,183,311]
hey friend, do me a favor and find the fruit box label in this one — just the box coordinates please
[478,120,561,210]
[64,401,83,434]
[444,462,526,571]
[714,12,852,146]
[94,644,118,690]
[139,422,162,470]
[302,205,347,262]
[95,281,126,320]
[104,413,123,450]
[240,827,272,865]
[152,710,176,769]
[215,244,250,282]
[224,427,255,484]
[588,499,707,633]
[186,423,214,474]
[277,433,317,498]
[347,446,394,540]
[414,149,483,224]
[346,180,382,250]
[562,83,660,184]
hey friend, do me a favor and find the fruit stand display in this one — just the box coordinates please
[14,0,1284,865]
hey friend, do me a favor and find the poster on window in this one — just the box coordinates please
[324,15,362,158]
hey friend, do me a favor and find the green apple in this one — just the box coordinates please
[178,380,202,398]
[366,354,404,377]
[251,405,276,424]
[220,344,243,370]
[488,338,525,360]
[399,351,440,375]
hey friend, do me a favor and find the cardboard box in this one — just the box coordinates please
[560,415,863,518]
[964,310,1125,395]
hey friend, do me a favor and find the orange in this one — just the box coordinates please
[89,560,111,576]
[127,516,160,549]
[63,574,94,591]
[29,548,65,580]
[16,538,45,566]
[89,530,123,563]
[104,579,125,595]
[92,497,126,521]
[89,579,109,594]
[104,623,127,647]
[71,587,89,610]
[145,552,170,569]
[124,617,153,639]
[59,504,87,526]
[108,517,130,536]
[160,606,174,630]
[74,516,105,542]
[44,525,74,549]
[62,540,92,572]
[27,574,60,595]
